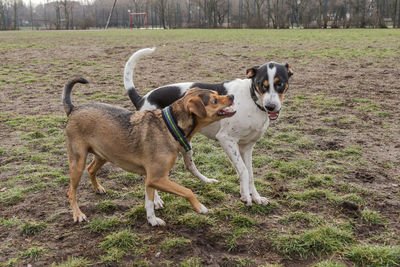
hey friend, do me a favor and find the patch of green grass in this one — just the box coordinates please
[2,257,19,266]
[231,215,257,228]
[225,228,251,252]
[126,205,146,221]
[52,256,92,267]
[177,213,215,229]
[279,211,325,227]
[361,209,387,226]
[0,217,22,227]
[356,104,379,111]
[99,229,139,251]
[178,257,202,267]
[237,200,278,215]
[0,187,24,205]
[273,225,354,259]
[20,221,47,236]
[289,188,341,204]
[343,145,363,159]
[311,260,346,267]
[220,256,255,267]
[160,237,192,253]
[96,200,117,213]
[297,174,334,188]
[19,245,48,260]
[85,217,120,233]
[346,244,400,267]
[272,159,313,179]
[376,111,391,117]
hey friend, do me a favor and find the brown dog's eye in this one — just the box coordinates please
[212,99,218,104]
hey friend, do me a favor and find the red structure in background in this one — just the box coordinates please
[130,12,148,29]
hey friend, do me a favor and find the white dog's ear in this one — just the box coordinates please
[285,63,294,77]
[246,66,259,78]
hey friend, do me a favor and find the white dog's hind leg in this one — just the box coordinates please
[183,148,219,183]
[217,135,252,206]
[240,144,269,206]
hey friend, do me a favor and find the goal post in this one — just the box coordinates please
[130,12,148,29]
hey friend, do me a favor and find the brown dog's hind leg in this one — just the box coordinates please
[150,177,208,214]
[67,142,89,223]
[87,155,107,194]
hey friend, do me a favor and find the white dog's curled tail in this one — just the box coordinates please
[123,47,156,109]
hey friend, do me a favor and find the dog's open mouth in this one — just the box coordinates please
[268,111,280,120]
[218,106,236,117]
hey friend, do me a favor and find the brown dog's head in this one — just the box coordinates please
[183,87,236,123]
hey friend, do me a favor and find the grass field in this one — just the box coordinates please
[1,29,400,266]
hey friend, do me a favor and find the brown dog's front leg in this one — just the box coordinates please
[145,186,166,226]
[150,177,208,214]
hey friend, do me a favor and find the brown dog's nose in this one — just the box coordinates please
[228,95,234,102]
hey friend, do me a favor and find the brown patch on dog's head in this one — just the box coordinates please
[246,66,259,78]
[285,63,294,77]
[278,94,284,103]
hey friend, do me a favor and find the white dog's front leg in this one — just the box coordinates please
[240,144,269,206]
[183,147,219,183]
[217,135,252,206]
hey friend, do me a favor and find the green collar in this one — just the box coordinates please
[162,106,191,152]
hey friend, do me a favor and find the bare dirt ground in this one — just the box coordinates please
[0,29,399,266]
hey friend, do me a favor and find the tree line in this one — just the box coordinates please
[1,0,399,30]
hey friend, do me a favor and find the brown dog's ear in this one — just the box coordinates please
[246,66,259,78]
[285,63,294,77]
[187,97,207,118]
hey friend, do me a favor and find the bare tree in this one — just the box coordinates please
[105,0,117,28]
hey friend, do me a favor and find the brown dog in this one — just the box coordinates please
[63,77,235,225]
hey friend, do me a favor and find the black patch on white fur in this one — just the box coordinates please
[147,86,184,109]
[192,83,228,96]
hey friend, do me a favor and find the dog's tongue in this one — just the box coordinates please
[268,111,279,120]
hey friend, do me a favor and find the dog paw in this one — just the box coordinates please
[73,212,87,223]
[148,216,166,226]
[94,185,106,194]
[240,195,253,206]
[198,204,208,214]
[154,194,165,210]
[253,195,270,206]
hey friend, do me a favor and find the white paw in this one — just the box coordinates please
[203,178,219,184]
[252,195,270,206]
[148,216,166,226]
[154,194,165,210]
[240,195,252,206]
[198,204,208,214]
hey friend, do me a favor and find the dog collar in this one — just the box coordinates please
[250,83,267,112]
[162,106,192,152]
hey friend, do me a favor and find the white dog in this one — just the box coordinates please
[123,48,293,207]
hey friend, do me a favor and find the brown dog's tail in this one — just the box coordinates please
[62,77,89,116]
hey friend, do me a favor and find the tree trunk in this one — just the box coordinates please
[394,0,398,28]
[105,0,117,29]
[13,0,17,30]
